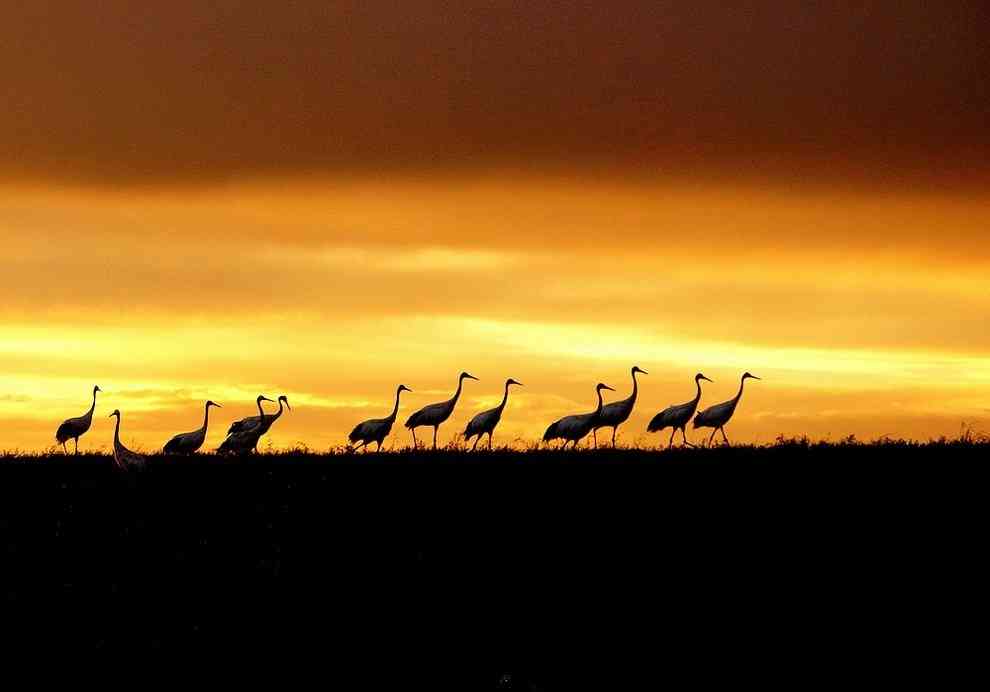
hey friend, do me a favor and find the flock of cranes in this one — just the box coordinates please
[54,368,761,467]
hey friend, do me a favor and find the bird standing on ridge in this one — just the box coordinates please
[108,409,146,469]
[218,395,275,454]
[594,366,647,447]
[349,385,412,452]
[55,385,101,454]
[163,400,222,454]
[693,373,761,446]
[648,373,713,448]
[228,395,291,437]
[464,379,523,451]
[405,372,478,449]
[543,383,615,450]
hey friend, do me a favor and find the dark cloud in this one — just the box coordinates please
[1,1,988,183]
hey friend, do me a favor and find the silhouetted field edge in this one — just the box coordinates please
[2,434,988,465]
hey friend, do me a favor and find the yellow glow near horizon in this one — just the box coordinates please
[2,174,989,452]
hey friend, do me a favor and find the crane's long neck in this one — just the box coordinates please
[113,415,121,445]
[733,377,747,405]
[497,382,510,412]
[202,403,212,431]
[88,390,97,417]
[692,378,704,407]
[270,399,284,421]
[630,370,639,402]
[451,377,465,406]
[388,388,404,421]
[256,399,267,419]
[595,388,606,414]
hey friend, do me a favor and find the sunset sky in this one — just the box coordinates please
[2,2,988,452]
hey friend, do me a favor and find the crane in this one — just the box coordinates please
[594,366,647,447]
[227,395,290,436]
[349,385,412,452]
[464,378,523,451]
[543,383,615,449]
[163,400,222,454]
[647,373,712,448]
[55,385,101,454]
[108,409,146,469]
[217,395,275,455]
[405,371,478,449]
[693,372,761,446]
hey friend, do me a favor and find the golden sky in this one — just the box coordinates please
[2,3,988,451]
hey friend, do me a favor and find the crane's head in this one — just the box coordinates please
[742,372,761,381]
[696,373,713,383]
[108,409,120,419]
[206,400,222,408]
[94,385,102,394]
[632,366,648,376]
[460,371,479,381]
[596,383,615,393]
[257,395,275,404]
[506,378,523,387]
[279,395,291,411]
[398,384,412,393]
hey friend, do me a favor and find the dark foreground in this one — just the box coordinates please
[2,440,986,686]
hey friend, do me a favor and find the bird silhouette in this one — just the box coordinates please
[464,378,522,451]
[543,383,615,450]
[108,409,146,470]
[349,385,412,452]
[405,372,478,449]
[218,395,275,455]
[648,373,713,448]
[594,366,647,447]
[163,400,222,454]
[227,395,290,436]
[55,385,101,454]
[693,372,761,446]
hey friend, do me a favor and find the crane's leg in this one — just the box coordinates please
[74,438,79,455]
[720,427,730,446]
[470,436,479,452]
[376,440,382,452]
[411,428,418,449]
[432,426,438,450]
[668,429,676,449]
[611,427,617,448]
[681,427,695,448]
[592,429,598,448]
[488,432,493,450]
[708,428,718,447]
[61,441,67,454]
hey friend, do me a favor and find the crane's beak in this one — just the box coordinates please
[215,402,223,408]
[702,376,713,383]
[638,368,649,375]
[751,375,762,380]
[284,399,292,411]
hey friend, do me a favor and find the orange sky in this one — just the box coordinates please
[3,174,988,452]
[1,3,988,451]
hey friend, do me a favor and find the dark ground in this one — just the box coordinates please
[2,440,986,686]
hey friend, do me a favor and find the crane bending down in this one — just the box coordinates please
[693,372,761,447]
[543,383,615,449]
[405,371,478,449]
[163,400,222,454]
[55,385,101,454]
[648,373,713,448]
[594,366,647,447]
[218,395,275,454]
[108,409,146,470]
[464,379,522,451]
[349,385,412,452]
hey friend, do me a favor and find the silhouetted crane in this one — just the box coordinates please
[55,385,101,454]
[108,409,146,469]
[349,385,412,452]
[594,366,647,447]
[163,400,222,454]
[218,395,275,454]
[464,378,522,451]
[693,372,761,446]
[648,373,712,448]
[228,395,290,436]
[405,372,478,449]
[543,383,615,449]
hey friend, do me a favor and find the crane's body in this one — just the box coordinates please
[108,409,146,470]
[349,385,411,452]
[693,373,760,446]
[405,372,478,449]
[464,379,522,451]
[55,385,101,454]
[594,366,647,447]
[218,395,275,455]
[648,374,712,448]
[163,400,222,454]
[543,383,615,449]
[228,395,290,436]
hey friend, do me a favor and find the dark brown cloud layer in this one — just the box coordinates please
[2,2,988,182]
